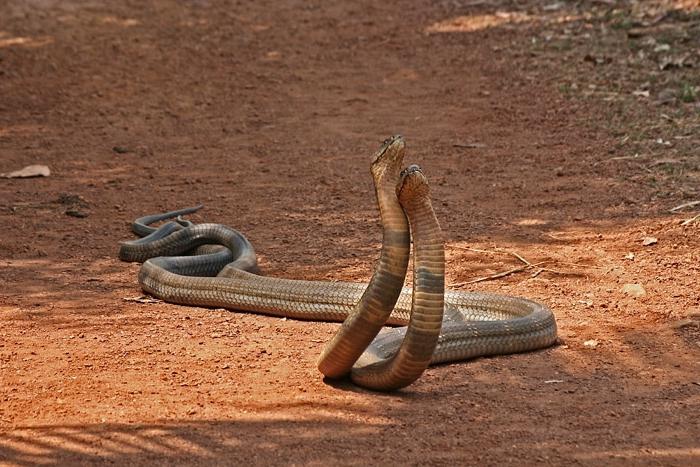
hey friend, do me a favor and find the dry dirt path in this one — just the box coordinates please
[1,1,698,465]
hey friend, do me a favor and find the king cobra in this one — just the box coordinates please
[119,136,557,391]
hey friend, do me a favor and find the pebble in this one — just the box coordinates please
[65,209,88,218]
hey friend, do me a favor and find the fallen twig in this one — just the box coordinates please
[648,159,682,168]
[670,200,700,212]
[606,154,647,162]
[450,261,547,287]
[681,213,700,226]
[450,246,495,255]
[451,245,532,265]
[449,245,593,287]
[504,249,531,266]
[123,296,161,304]
[547,260,602,269]
[532,267,588,278]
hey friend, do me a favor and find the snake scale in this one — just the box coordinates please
[119,136,558,391]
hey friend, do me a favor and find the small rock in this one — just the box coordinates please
[642,236,658,246]
[624,252,635,260]
[583,339,599,348]
[65,209,88,218]
[621,283,646,297]
[627,28,648,39]
[112,146,130,154]
[58,193,89,207]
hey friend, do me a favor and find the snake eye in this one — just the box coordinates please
[382,135,403,146]
[400,164,422,178]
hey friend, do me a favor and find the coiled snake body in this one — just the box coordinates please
[120,136,557,391]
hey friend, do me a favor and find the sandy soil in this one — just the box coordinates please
[1,1,698,465]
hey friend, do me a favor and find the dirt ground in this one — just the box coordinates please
[1,0,699,465]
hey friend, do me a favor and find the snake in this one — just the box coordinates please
[119,136,558,391]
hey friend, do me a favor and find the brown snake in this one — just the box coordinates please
[119,136,558,391]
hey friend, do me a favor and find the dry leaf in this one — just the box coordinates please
[0,165,51,178]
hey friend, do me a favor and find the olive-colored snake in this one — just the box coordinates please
[119,136,557,391]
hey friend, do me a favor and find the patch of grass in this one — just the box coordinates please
[680,83,697,103]
[654,163,681,175]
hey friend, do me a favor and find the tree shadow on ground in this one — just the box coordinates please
[1,338,698,466]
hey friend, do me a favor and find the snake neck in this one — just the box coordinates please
[351,165,445,391]
[317,136,410,378]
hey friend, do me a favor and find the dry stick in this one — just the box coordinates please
[501,249,531,266]
[648,159,682,168]
[451,245,533,265]
[451,246,495,255]
[670,200,700,212]
[528,258,601,269]
[545,231,598,240]
[449,245,594,287]
[453,246,595,271]
[681,213,700,226]
[450,261,547,288]
[532,267,588,278]
[554,260,602,269]
[607,154,648,161]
